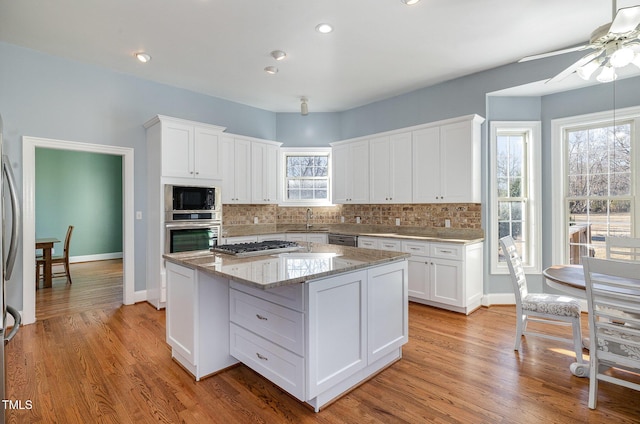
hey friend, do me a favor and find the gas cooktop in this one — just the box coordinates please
[212,240,302,257]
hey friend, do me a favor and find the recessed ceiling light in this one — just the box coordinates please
[270,50,287,61]
[264,66,278,74]
[315,23,333,34]
[134,52,151,63]
[401,0,421,4]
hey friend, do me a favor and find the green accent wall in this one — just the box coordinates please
[35,148,123,258]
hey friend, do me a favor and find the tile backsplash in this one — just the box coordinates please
[223,203,481,229]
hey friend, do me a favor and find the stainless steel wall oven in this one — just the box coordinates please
[165,221,220,253]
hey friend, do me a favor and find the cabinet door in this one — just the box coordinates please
[162,121,194,178]
[407,255,429,299]
[332,144,349,203]
[369,136,391,203]
[431,257,463,306]
[194,127,222,180]
[368,261,408,363]
[285,233,307,243]
[233,139,252,203]
[307,270,367,398]
[412,126,441,202]
[439,120,476,203]
[251,142,278,204]
[220,136,236,203]
[389,132,412,203]
[358,237,379,250]
[349,140,370,203]
[263,144,279,203]
[166,262,196,363]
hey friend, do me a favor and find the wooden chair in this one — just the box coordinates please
[582,256,640,409]
[36,225,74,286]
[499,236,584,363]
[606,236,640,263]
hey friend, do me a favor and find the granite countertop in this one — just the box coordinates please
[223,224,484,244]
[164,242,409,290]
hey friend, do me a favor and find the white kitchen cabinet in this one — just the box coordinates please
[358,236,401,252]
[369,132,412,203]
[149,117,224,180]
[221,136,252,203]
[401,239,483,315]
[285,233,328,244]
[220,235,258,245]
[412,115,484,203]
[331,140,369,203]
[165,262,238,380]
[251,141,279,204]
[257,233,287,242]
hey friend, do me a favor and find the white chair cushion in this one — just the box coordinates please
[522,294,581,318]
[597,327,640,361]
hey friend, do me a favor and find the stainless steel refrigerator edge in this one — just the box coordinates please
[0,114,23,423]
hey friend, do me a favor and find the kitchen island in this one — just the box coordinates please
[163,243,409,412]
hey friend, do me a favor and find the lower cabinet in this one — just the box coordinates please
[229,260,408,411]
[165,262,239,380]
[359,236,483,314]
[285,232,328,244]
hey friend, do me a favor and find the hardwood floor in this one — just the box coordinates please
[7,260,640,423]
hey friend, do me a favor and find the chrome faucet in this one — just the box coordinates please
[306,208,313,229]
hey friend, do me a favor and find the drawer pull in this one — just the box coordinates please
[256,314,268,321]
[256,352,269,361]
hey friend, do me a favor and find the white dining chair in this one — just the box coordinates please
[499,236,584,364]
[605,236,640,263]
[582,256,640,409]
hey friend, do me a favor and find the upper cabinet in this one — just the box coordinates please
[333,114,484,205]
[147,116,225,180]
[251,141,279,204]
[413,115,484,203]
[221,136,252,204]
[221,135,281,204]
[369,132,412,203]
[332,140,369,203]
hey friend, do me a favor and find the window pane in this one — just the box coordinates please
[285,153,329,201]
[497,177,508,197]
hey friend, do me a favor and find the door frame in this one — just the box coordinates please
[22,136,135,325]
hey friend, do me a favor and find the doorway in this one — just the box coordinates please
[22,136,135,325]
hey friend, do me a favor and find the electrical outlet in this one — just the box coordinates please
[395,218,400,226]
[340,216,345,223]
[356,216,361,224]
[253,216,259,224]
[445,219,451,228]
[136,211,142,220]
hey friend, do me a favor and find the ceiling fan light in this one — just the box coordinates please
[576,60,600,80]
[610,46,635,67]
[596,65,617,83]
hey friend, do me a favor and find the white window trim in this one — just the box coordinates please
[551,105,640,265]
[279,147,333,207]
[490,121,542,274]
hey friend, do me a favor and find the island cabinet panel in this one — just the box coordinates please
[166,262,239,380]
[368,262,408,363]
[307,270,368,399]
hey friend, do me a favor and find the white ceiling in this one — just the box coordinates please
[0,0,636,112]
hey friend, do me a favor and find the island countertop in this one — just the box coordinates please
[163,242,409,290]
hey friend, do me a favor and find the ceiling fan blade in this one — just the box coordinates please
[609,5,640,34]
[519,44,591,63]
[546,48,605,83]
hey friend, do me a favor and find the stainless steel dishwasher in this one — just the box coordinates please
[327,233,358,247]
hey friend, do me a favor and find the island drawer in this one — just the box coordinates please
[230,323,305,401]
[230,289,304,355]
[230,280,304,311]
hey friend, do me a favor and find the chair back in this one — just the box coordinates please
[606,237,640,263]
[499,235,528,303]
[583,257,640,366]
[63,225,74,258]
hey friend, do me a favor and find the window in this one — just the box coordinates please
[280,148,331,205]
[490,122,541,274]
[551,107,639,265]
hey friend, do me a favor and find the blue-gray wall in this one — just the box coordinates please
[2,40,639,309]
[35,148,123,257]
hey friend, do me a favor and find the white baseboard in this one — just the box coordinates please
[134,290,147,304]
[69,252,123,263]
[482,293,516,307]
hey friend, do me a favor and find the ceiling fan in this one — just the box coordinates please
[519,0,640,83]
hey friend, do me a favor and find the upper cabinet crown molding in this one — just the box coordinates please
[144,115,227,133]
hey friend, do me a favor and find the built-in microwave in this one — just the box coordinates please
[165,185,221,221]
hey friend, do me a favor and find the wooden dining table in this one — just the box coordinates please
[36,237,60,288]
